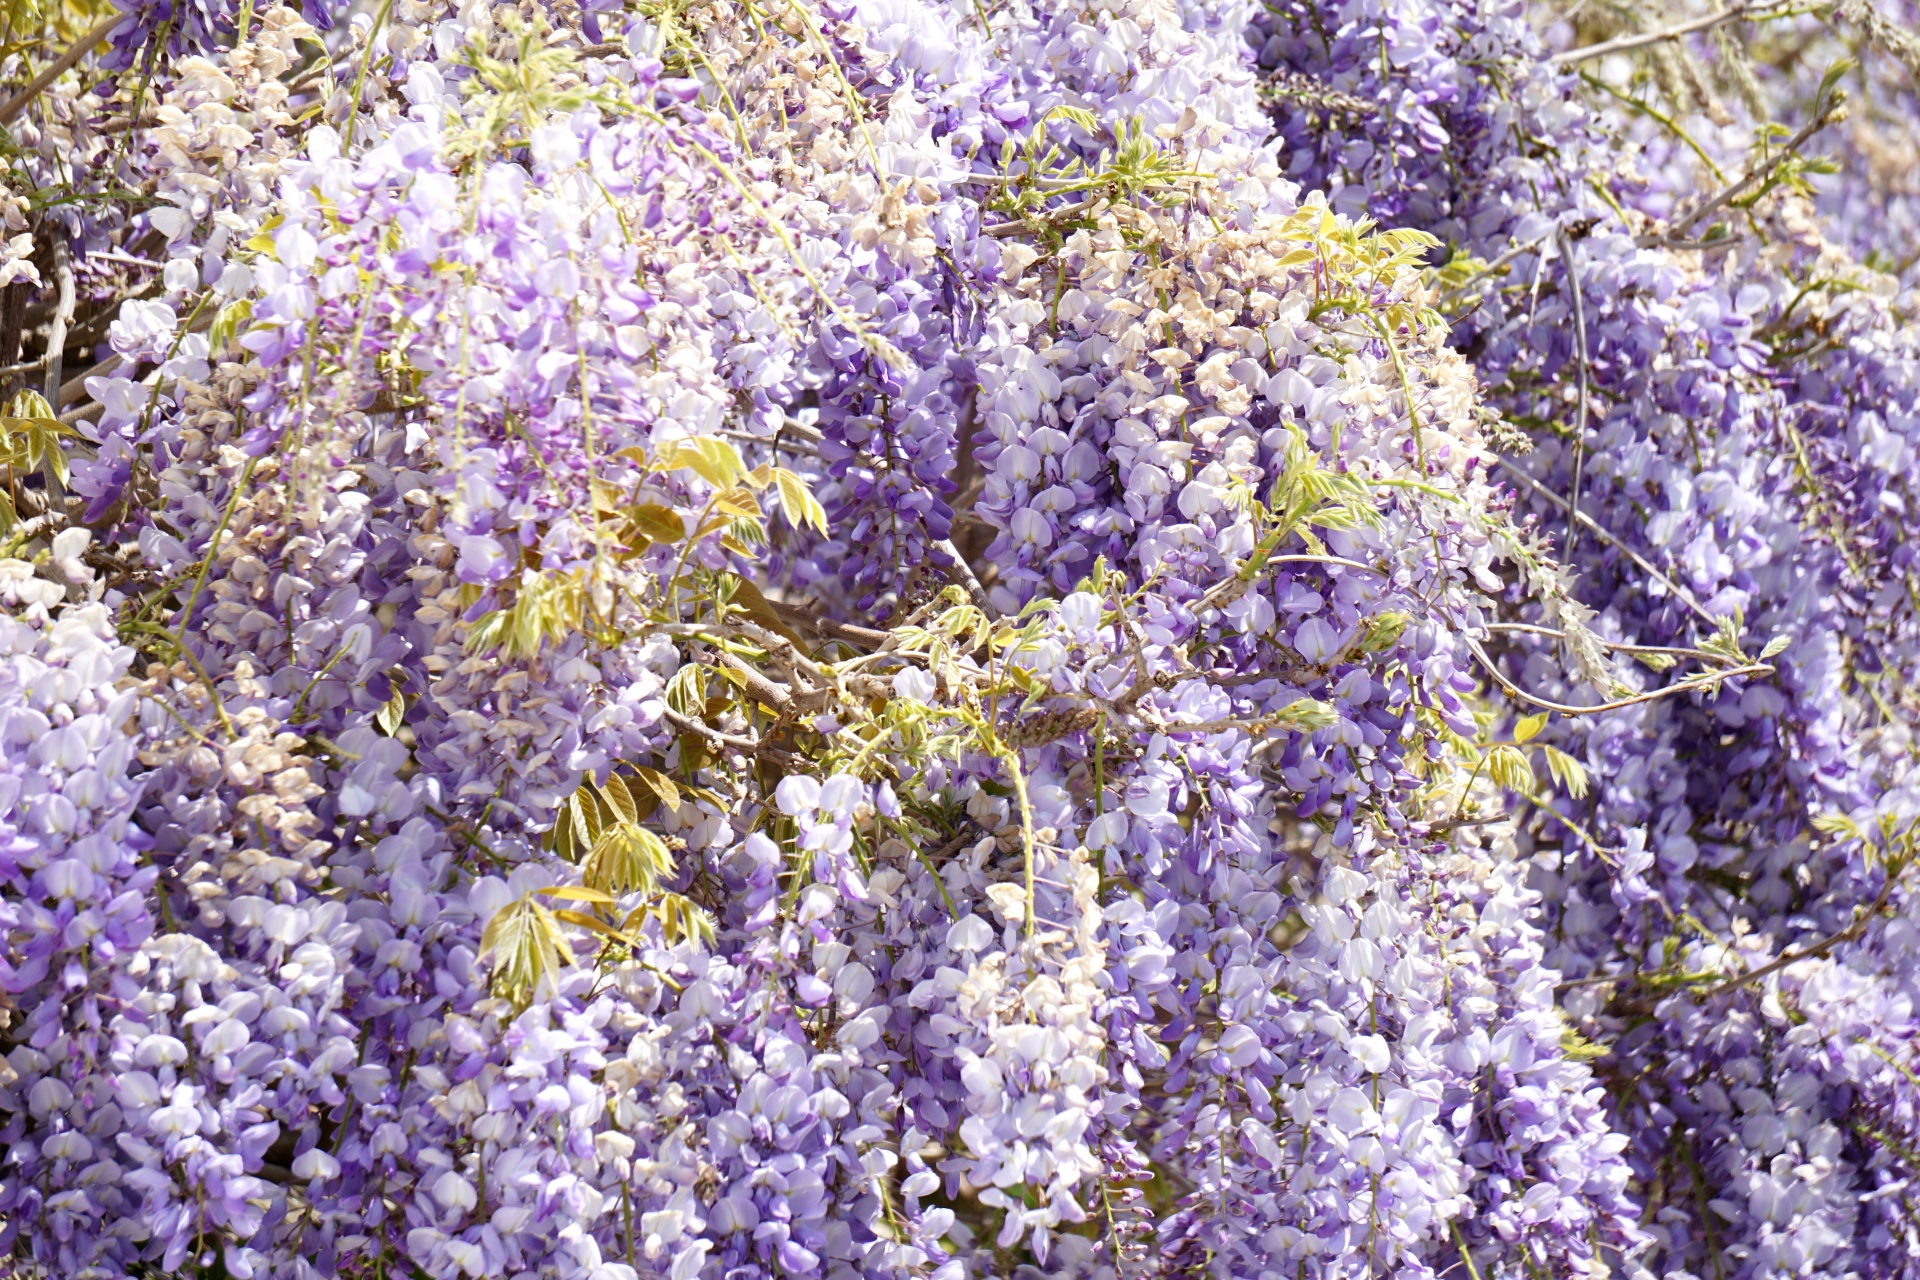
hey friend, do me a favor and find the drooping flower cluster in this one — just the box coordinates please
[0,0,1916,1275]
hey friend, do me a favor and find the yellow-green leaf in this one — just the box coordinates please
[626,502,688,545]
[1513,712,1548,744]
[600,772,640,825]
[1812,812,1863,841]
[551,908,635,940]
[649,891,716,947]
[480,894,570,1006]
[376,688,408,736]
[1486,744,1536,794]
[724,574,809,646]
[209,298,253,354]
[545,782,608,861]
[656,438,745,490]
[773,467,830,534]
[711,488,763,520]
[583,821,675,895]
[6,390,54,420]
[631,765,681,813]
[664,665,707,718]
[535,884,620,906]
[1356,611,1410,655]
[1541,745,1590,800]
[1273,698,1338,731]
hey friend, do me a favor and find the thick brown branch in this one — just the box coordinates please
[765,598,893,650]
[0,16,118,126]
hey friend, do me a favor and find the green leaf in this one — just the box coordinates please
[1541,745,1590,800]
[1760,635,1790,660]
[1811,812,1863,841]
[480,894,571,1006]
[1700,612,1747,664]
[1044,104,1100,133]
[773,467,830,534]
[375,688,407,736]
[1485,745,1536,794]
[1816,57,1857,110]
[656,437,745,490]
[1513,712,1548,744]
[599,772,640,825]
[630,765,682,813]
[464,569,590,660]
[535,884,620,906]
[1273,698,1339,731]
[583,821,676,895]
[626,502,688,545]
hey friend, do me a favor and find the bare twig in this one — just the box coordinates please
[1631,235,1744,252]
[1495,457,1720,626]
[714,651,793,712]
[1485,621,1748,665]
[1668,100,1844,240]
[0,16,118,126]
[1701,861,1906,998]
[1557,227,1591,559]
[1463,633,1772,716]
[90,111,161,134]
[88,248,167,271]
[44,233,74,419]
[1547,2,1772,64]
[934,537,999,617]
[661,706,800,767]
[1438,230,1554,305]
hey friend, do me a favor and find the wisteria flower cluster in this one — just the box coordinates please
[0,0,1916,1275]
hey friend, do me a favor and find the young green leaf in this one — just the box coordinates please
[1486,745,1537,794]
[773,467,830,534]
[626,503,689,545]
[600,773,641,825]
[535,884,621,906]
[480,894,571,1006]
[1541,745,1591,799]
[631,765,682,813]
[583,821,676,895]
[375,688,408,736]
[656,437,745,489]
